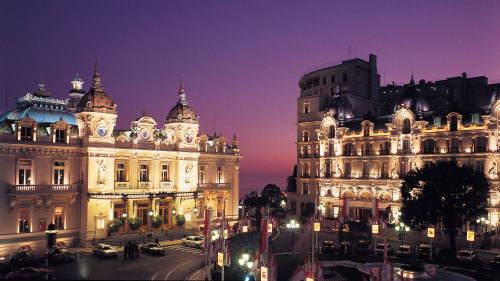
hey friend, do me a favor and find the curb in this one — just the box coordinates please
[186,266,207,281]
[70,240,182,253]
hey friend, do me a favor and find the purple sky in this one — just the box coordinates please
[2,1,500,195]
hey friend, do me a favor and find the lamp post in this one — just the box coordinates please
[238,253,254,281]
[395,222,410,248]
[148,209,153,230]
[122,212,128,232]
[287,219,300,254]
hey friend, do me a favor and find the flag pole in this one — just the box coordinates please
[221,197,226,281]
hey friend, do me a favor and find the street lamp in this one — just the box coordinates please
[193,206,198,215]
[395,222,410,248]
[172,206,176,215]
[286,219,300,254]
[238,253,254,280]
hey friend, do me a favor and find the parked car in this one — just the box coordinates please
[141,243,165,255]
[46,247,74,263]
[456,250,478,263]
[375,243,394,256]
[490,255,500,269]
[182,236,204,248]
[396,245,414,258]
[6,267,54,280]
[92,243,118,258]
[320,241,336,253]
[10,247,36,267]
[354,240,371,255]
[417,244,431,260]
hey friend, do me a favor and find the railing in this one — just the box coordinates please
[197,183,232,190]
[115,182,129,189]
[422,149,435,154]
[380,150,390,155]
[9,184,77,194]
[138,182,152,188]
[474,146,487,153]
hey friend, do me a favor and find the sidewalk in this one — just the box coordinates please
[70,239,183,253]
[186,266,207,281]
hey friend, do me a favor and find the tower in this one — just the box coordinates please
[75,61,117,144]
[67,74,85,113]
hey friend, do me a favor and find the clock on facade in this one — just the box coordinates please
[140,128,150,140]
[96,124,108,137]
[166,130,176,143]
[185,132,193,143]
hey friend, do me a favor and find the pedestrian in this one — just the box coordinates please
[155,238,159,245]
[128,241,133,259]
[124,243,128,259]
[135,242,139,257]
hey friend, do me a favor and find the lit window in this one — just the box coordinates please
[303,103,310,114]
[433,117,441,127]
[55,129,65,143]
[116,163,126,182]
[199,166,206,183]
[54,206,64,230]
[161,164,170,182]
[140,164,149,182]
[20,127,32,141]
[402,119,411,134]
[53,161,65,185]
[19,208,30,233]
[97,219,105,229]
[471,114,480,124]
[18,160,32,185]
[217,166,223,183]
[302,183,308,195]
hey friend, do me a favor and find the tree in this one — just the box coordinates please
[400,160,489,254]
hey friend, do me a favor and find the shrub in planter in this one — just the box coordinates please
[107,218,122,232]
[128,217,143,230]
[175,214,186,226]
[151,215,162,228]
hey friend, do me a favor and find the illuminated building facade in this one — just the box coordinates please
[290,56,500,231]
[0,63,241,253]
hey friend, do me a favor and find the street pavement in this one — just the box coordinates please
[50,242,204,280]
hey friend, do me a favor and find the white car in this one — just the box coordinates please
[92,243,118,258]
[182,236,204,249]
[456,250,478,263]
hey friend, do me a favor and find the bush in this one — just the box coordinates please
[175,214,186,226]
[107,218,122,232]
[128,217,143,230]
[151,215,162,228]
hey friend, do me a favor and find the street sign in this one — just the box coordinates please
[242,225,248,233]
[427,228,435,238]
[261,266,268,281]
[372,224,379,234]
[268,223,272,234]
[218,252,224,266]
[314,222,320,232]
[224,229,228,239]
[467,230,474,242]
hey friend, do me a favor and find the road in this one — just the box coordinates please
[273,228,498,268]
[51,244,204,280]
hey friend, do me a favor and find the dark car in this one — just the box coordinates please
[490,255,500,270]
[417,244,431,260]
[10,248,36,267]
[6,267,54,280]
[354,240,371,255]
[141,243,165,255]
[320,241,336,253]
[396,245,414,258]
[375,243,394,256]
[47,247,74,263]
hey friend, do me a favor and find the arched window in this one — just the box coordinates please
[363,123,371,137]
[360,191,372,200]
[380,192,392,201]
[450,116,458,131]
[341,191,354,199]
[402,119,411,134]
[329,125,335,138]
[327,189,332,196]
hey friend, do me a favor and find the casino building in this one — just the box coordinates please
[0,62,242,253]
[289,55,500,231]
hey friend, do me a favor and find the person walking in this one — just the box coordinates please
[134,242,139,257]
[124,243,128,259]
[128,241,133,259]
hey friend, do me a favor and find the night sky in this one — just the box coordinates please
[1,1,500,195]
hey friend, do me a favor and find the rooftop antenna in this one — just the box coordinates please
[348,44,351,59]
[213,112,217,137]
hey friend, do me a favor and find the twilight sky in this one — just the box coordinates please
[1,0,500,195]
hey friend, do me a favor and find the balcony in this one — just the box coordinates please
[474,146,487,153]
[115,182,129,189]
[197,183,232,191]
[423,149,435,154]
[160,181,174,191]
[9,184,77,195]
[138,182,152,189]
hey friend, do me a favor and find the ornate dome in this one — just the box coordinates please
[395,76,430,117]
[165,79,198,123]
[76,62,116,114]
[324,95,354,124]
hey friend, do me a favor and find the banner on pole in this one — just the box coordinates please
[427,228,435,238]
[467,230,474,241]
[261,266,268,281]
[218,252,224,266]
[242,225,248,233]
[268,223,273,234]
[372,224,379,234]
[314,222,320,232]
